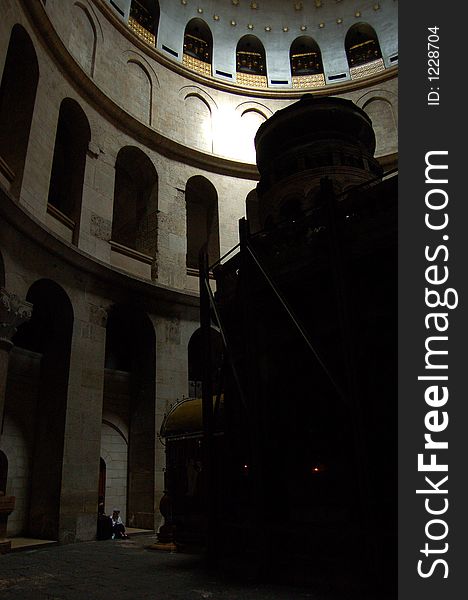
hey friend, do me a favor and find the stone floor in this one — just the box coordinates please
[0,533,391,599]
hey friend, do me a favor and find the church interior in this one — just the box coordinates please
[0,0,397,594]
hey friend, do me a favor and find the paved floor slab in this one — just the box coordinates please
[0,534,386,599]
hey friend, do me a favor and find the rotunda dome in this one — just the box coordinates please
[121,0,398,92]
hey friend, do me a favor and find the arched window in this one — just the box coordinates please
[185,176,219,271]
[183,18,213,76]
[111,146,158,258]
[0,25,39,198]
[246,189,261,234]
[236,35,267,88]
[104,305,156,529]
[11,279,73,540]
[129,0,160,46]
[188,328,224,398]
[290,36,325,88]
[47,98,91,245]
[345,23,384,79]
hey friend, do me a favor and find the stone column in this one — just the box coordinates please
[59,303,107,543]
[0,287,33,553]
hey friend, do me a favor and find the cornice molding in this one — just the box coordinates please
[0,185,200,313]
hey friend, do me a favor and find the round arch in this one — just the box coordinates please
[236,35,267,77]
[103,304,156,529]
[185,176,220,270]
[184,18,213,65]
[47,98,91,245]
[290,36,323,77]
[345,23,382,69]
[0,24,39,199]
[188,327,224,398]
[111,145,158,259]
[130,0,160,40]
[10,278,74,540]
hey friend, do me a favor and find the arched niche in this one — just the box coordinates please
[290,36,323,76]
[0,25,39,198]
[185,176,220,271]
[69,2,97,76]
[184,93,213,153]
[129,0,160,45]
[236,35,267,88]
[47,98,91,245]
[103,304,156,529]
[240,109,266,163]
[246,188,261,234]
[126,59,153,124]
[188,327,224,398]
[290,36,325,88]
[111,146,158,260]
[9,279,73,540]
[345,23,383,79]
[363,97,397,157]
[183,18,213,75]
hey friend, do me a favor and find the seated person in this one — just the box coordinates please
[110,508,128,539]
[96,497,113,540]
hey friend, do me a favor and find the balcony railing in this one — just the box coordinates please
[128,16,155,46]
[183,53,212,77]
[235,71,267,88]
[292,73,326,89]
[350,57,385,80]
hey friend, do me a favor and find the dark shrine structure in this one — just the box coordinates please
[160,95,397,591]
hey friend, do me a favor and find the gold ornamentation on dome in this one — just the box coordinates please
[128,16,155,46]
[247,23,254,30]
[231,20,237,26]
[232,0,239,5]
[183,53,212,77]
[336,18,343,24]
[292,73,325,89]
[294,1,303,10]
[355,11,361,17]
[236,72,268,88]
[181,0,187,4]
[197,7,203,13]
[319,22,325,28]
[373,3,380,9]
[282,26,289,32]
[251,2,259,8]
[315,0,322,8]
[265,26,272,32]
[300,25,307,31]
[350,57,385,80]
[213,14,220,21]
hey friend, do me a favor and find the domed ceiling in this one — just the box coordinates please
[162,0,397,37]
[114,0,398,90]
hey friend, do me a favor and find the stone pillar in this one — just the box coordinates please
[58,303,107,543]
[0,287,33,552]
